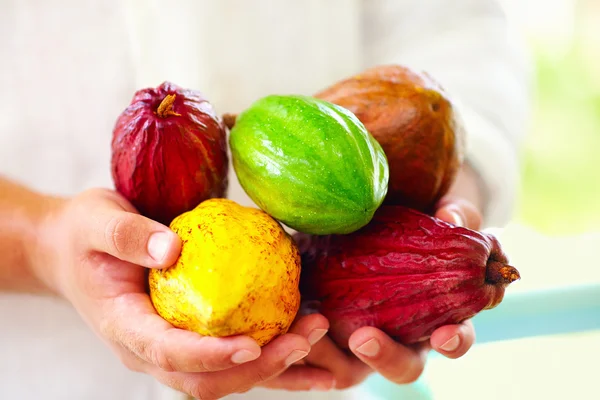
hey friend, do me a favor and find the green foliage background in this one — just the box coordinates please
[515,37,600,235]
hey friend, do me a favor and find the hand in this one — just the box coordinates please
[36,188,334,399]
[260,313,475,391]
[260,165,484,391]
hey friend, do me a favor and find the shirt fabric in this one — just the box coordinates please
[0,0,530,399]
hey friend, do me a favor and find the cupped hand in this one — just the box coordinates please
[38,188,334,399]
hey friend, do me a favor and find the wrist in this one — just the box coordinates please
[0,177,67,295]
[28,193,69,296]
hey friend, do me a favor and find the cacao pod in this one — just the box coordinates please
[297,205,520,347]
[315,64,466,212]
[229,94,389,235]
[149,198,301,346]
[111,81,229,225]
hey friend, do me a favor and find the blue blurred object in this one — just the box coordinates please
[358,374,434,400]
[469,283,600,344]
[360,283,600,399]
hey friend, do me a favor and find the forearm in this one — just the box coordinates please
[0,176,63,294]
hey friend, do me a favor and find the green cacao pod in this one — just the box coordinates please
[229,94,389,235]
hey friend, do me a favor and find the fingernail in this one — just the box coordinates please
[355,338,380,358]
[147,232,170,262]
[285,350,308,366]
[449,210,464,227]
[440,335,460,352]
[307,329,328,345]
[231,349,259,364]
[311,379,336,391]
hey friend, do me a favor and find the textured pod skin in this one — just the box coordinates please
[149,198,301,346]
[111,81,229,225]
[229,94,389,235]
[297,205,520,347]
[315,64,466,212]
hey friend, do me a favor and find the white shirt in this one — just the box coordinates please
[0,0,530,399]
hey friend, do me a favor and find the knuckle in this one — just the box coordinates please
[160,330,208,372]
[101,316,158,370]
[97,318,147,374]
[164,374,231,400]
[253,368,271,383]
[191,355,208,372]
[188,383,221,400]
[148,340,175,372]
[230,370,269,395]
[104,214,141,258]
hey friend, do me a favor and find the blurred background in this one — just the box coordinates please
[2,1,598,399]
[418,0,600,399]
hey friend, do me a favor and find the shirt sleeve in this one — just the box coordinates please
[362,0,533,228]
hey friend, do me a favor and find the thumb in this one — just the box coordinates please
[83,204,182,268]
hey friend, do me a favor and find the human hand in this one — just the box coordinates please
[35,188,334,399]
[259,165,484,391]
[261,308,475,391]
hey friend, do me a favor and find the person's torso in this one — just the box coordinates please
[0,1,372,398]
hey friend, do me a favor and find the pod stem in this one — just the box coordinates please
[156,94,181,118]
[485,261,520,285]
[222,113,237,130]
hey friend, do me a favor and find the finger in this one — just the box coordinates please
[349,327,427,385]
[435,196,482,230]
[259,365,336,391]
[430,319,475,359]
[287,313,329,346]
[304,335,371,389]
[82,205,181,268]
[173,333,312,399]
[102,292,262,373]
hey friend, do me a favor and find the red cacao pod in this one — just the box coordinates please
[296,205,520,347]
[314,64,466,212]
[111,82,229,225]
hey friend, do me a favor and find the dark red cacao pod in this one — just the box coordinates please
[296,205,520,347]
[111,81,229,225]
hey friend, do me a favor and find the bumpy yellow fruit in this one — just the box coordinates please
[149,198,301,346]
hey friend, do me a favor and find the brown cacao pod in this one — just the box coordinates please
[314,64,466,212]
